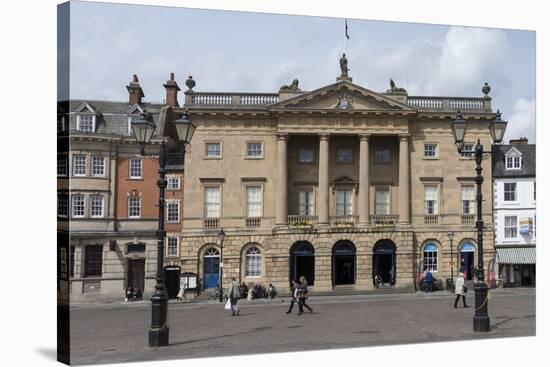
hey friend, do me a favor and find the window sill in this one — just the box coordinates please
[423,157,439,160]
[204,157,222,160]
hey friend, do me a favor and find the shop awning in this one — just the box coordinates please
[496,247,536,264]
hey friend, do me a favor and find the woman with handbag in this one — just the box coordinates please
[454,271,469,308]
[298,276,313,315]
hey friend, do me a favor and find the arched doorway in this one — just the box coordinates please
[290,241,315,286]
[460,242,475,280]
[332,241,356,286]
[203,247,220,289]
[373,240,396,285]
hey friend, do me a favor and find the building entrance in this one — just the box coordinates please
[373,240,396,285]
[460,242,475,280]
[290,241,315,286]
[127,259,145,292]
[332,241,356,285]
[203,247,220,289]
[164,266,181,299]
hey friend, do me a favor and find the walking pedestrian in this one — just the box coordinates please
[176,283,186,302]
[454,271,469,308]
[299,276,313,314]
[228,277,241,316]
[285,279,301,314]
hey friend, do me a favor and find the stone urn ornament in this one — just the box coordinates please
[185,75,196,91]
[482,82,491,97]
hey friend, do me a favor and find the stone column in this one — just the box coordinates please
[276,134,288,225]
[358,134,370,225]
[318,134,330,224]
[398,134,411,224]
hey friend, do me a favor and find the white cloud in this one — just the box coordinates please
[506,98,536,143]
[424,27,508,95]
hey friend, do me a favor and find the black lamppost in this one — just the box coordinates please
[218,228,226,302]
[447,231,454,281]
[451,110,507,332]
[132,110,196,347]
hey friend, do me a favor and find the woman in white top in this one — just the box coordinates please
[454,272,469,308]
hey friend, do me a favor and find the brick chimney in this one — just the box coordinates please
[509,137,528,145]
[163,72,180,107]
[126,74,145,105]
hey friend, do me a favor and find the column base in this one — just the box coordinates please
[473,316,490,332]
[148,326,169,347]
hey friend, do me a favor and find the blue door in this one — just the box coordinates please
[203,248,220,289]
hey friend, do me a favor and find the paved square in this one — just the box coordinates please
[70,288,535,365]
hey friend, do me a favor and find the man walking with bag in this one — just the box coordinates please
[228,277,241,316]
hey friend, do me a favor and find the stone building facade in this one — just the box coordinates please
[58,74,185,302]
[173,65,498,295]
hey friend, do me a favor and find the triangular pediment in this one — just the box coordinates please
[127,104,145,115]
[75,101,96,114]
[505,147,522,157]
[332,175,357,185]
[270,80,416,112]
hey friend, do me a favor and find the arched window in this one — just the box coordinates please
[423,243,438,272]
[245,246,262,277]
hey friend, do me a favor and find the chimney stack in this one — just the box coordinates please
[126,74,145,105]
[509,137,528,145]
[163,72,180,107]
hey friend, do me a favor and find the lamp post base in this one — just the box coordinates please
[473,281,490,332]
[149,327,169,347]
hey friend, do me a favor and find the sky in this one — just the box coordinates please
[66,1,536,142]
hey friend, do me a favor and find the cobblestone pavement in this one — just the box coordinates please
[70,288,535,365]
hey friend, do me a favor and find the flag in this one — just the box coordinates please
[345,19,350,40]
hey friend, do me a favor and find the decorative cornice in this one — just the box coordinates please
[420,177,444,182]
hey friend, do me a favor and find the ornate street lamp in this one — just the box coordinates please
[447,231,455,282]
[451,110,508,332]
[131,111,195,347]
[218,228,226,303]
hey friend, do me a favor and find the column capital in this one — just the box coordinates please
[398,134,411,141]
[319,133,331,141]
[359,134,371,141]
[277,133,289,141]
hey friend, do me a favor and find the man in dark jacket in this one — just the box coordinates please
[285,280,301,314]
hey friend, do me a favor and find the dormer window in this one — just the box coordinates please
[77,114,95,132]
[504,147,522,170]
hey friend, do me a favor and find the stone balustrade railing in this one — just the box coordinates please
[288,215,318,226]
[330,215,358,226]
[189,92,279,106]
[370,215,399,225]
[408,96,490,111]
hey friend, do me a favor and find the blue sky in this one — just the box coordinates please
[67,1,536,142]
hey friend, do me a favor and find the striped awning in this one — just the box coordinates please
[496,247,536,264]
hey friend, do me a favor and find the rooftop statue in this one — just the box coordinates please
[280,79,301,92]
[387,78,407,93]
[340,53,349,78]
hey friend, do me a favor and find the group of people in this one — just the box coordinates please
[224,276,311,316]
[239,282,277,300]
[286,276,313,315]
[124,286,142,302]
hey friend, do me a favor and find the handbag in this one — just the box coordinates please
[224,299,232,310]
[462,285,468,293]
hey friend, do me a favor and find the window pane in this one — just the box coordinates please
[205,143,221,157]
[128,197,141,218]
[247,143,262,157]
[375,149,390,163]
[337,148,352,163]
[424,186,438,214]
[375,189,390,215]
[85,245,103,276]
[73,155,86,176]
[205,187,220,218]
[336,190,352,215]
[246,186,262,217]
[167,202,179,222]
[72,195,85,217]
[299,190,314,216]
[129,159,142,178]
[424,144,437,157]
[90,196,104,217]
[246,247,262,276]
[299,149,314,163]
[58,193,69,216]
[167,237,178,256]
[167,177,180,190]
[91,156,105,176]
